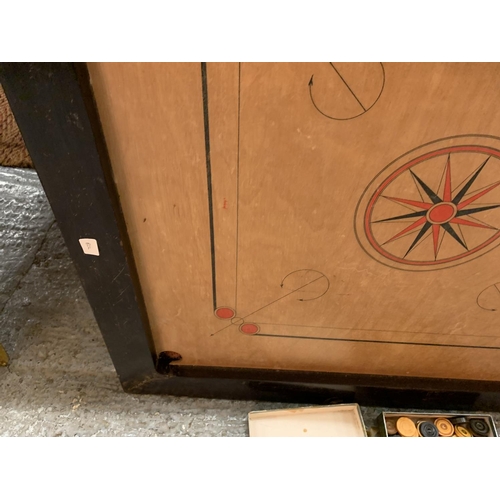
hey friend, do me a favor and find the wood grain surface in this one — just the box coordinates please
[88,63,500,381]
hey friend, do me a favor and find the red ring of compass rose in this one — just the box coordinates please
[364,146,500,266]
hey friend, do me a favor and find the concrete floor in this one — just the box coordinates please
[1,167,499,436]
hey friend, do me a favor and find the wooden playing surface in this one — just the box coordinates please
[88,63,500,381]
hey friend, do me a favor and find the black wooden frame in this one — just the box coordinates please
[2,62,500,409]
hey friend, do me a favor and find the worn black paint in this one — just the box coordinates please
[0,63,157,386]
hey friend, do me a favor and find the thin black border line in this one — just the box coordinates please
[201,62,217,310]
[258,321,500,339]
[255,332,500,351]
[256,320,500,347]
[235,62,241,310]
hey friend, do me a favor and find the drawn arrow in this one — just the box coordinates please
[280,269,330,301]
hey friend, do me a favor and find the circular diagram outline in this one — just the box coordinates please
[365,145,500,266]
[280,268,330,301]
[354,134,500,272]
[309,63,385,121]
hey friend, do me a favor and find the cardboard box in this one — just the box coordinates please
[378,412,498,437]
[248,403,367,437]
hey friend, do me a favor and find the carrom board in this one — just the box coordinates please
[87,63,500,382]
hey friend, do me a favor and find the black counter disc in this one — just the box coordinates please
[469,419,490,437]
[418,421,439,437]
[450,416,467,425]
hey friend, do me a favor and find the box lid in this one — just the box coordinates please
[248,403,367,437]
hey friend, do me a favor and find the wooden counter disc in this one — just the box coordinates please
[450,417,467,425]
[455,425,472,437]
[396,417,417,437]
[386,420,398,436]
[469,419,490,437]
[434,418,454,437]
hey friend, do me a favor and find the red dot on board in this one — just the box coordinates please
[215,307,235,319]
[240,323,259,335]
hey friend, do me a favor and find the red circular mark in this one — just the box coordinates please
[364,145,500,266]
[239,323,259,335]
[214,307,235,320]
[428,203,455,224]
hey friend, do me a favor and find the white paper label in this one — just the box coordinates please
[79,238,100,256]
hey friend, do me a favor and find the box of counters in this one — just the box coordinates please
[377,412,497,437]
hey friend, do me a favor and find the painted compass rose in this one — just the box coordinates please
[355,136,500,271]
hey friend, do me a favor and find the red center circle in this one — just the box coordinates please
[428,203,455,223]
